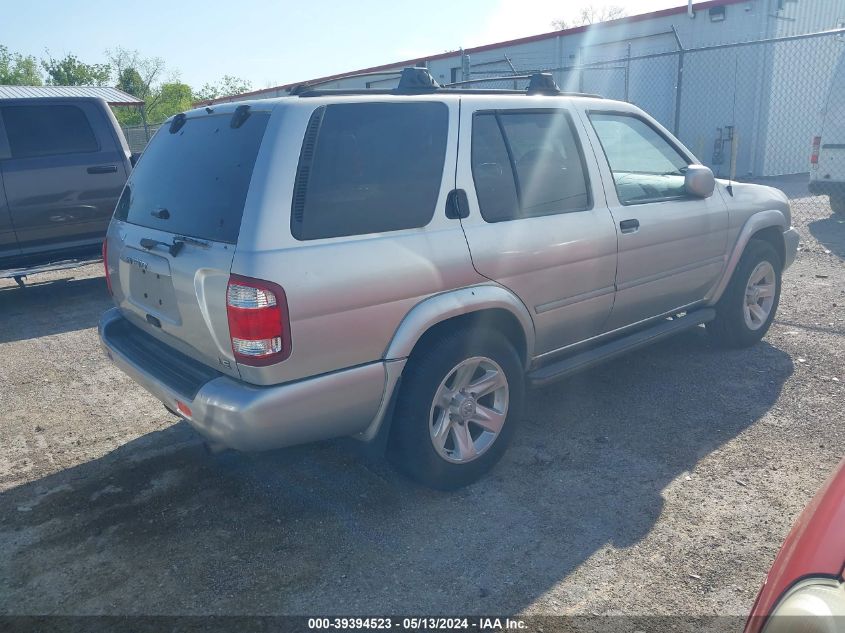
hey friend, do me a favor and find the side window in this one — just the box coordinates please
[1,105,99,159]
[589,113,690,205]
[470,114,519,223]
[471,110,591,222]
[291,102,448,240]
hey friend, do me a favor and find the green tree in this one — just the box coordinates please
[107,47,164,102]
[107,48,167,127]
[194,75,252,102]
[41,52,111,86]
[147,82,194,123]
[0,45,42,85]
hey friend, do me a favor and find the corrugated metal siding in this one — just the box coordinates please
[0,85,143,105]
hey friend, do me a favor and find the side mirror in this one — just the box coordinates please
[684,164,715,198]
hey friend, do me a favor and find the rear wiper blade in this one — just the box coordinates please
[140,237,184,257]
[173,235,210,250]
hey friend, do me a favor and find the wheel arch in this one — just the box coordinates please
[708,210,788,305]
[383,285,535,369]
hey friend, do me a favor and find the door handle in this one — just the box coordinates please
[619,219,640,234]
[87,164,117,174]
[445,189,470,219]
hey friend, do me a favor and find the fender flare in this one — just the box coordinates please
[383,284,536,365]
[707,209,788,304]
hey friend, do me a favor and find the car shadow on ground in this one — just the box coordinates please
[808,215,845,259]
[0,274,110,343]
[0,328,794,614]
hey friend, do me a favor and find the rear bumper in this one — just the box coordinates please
[783,227,800,270]
[808,179,845,197]
[99,308,388,451]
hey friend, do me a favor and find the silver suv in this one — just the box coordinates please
[100,69,799,489]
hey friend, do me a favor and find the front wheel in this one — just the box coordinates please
[388,328,524,490]
[707,239,782,348]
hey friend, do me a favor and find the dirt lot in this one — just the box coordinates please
[1,178,843,618]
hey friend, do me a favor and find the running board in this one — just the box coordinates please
[0,256,102,287]
[527,308,716,388]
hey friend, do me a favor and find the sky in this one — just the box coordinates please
[3,0,688,91]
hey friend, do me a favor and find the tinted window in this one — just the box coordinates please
[2,105,98,158]
[115,111,270,244]
[470,114,518,223]
[292,102,448,240]
[589,113,690,205]
[471,111,590,222]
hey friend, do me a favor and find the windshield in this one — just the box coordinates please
[114,111,270,243]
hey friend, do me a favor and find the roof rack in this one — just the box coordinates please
[289,69,406,95]
[288,67,603,99]
[443,72,601,97]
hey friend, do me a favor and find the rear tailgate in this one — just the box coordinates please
[105,105,272,378]
[814,55,845,183]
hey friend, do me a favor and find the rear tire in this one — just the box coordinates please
[707,239,781,348]
[830,193,845,215]
[388,328,524,490]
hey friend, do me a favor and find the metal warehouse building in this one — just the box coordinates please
[205,0,845,178]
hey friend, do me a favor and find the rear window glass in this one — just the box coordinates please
[2,105,98,158]
[291,102,448,240]
[115,111,270,244]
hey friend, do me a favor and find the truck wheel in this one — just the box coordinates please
[388,328,524,490]
[830,194,845,215]
[707,239,781,348]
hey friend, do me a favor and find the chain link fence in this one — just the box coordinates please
[121,123,161,154]
[459,28,845,221]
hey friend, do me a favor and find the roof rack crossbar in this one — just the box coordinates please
[289,66,435,95]
[442,73,534,87]
[443,71,562,94]
[291,67,603,99]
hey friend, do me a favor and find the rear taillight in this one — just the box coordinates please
[226,275,291,366]
[811,135,821,166]
[102,240,113,295]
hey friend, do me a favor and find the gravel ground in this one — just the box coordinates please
[0,177,843,618]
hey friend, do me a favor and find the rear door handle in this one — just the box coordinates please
[619,219,640,234]
[87,164,117,174]
[445,189,470,219]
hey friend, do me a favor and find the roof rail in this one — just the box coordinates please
[290,67,603,99]
[289,69,406,95]
[443,72,559,93]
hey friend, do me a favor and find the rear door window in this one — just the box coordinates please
[291,102,449,240]
[470,114,519,223]
[115,111,270,244]
[1,105,99,158]
[471,110,591,222]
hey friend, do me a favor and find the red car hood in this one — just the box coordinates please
[746,457,845,632]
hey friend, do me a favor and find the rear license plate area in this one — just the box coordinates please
[121,247,180,323]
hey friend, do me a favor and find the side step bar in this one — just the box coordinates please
[527,308,716,388]
[0,256,101,288]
